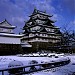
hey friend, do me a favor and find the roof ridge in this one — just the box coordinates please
[0,19,12,26]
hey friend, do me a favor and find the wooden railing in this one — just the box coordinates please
[0,58,70,75]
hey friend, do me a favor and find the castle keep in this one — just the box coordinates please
[21,9,61,52]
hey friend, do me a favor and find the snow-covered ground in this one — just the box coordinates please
[0,53,75,75]
[29,55,75,75]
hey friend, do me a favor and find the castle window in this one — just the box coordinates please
[45,34,46,36]
[32,15,36,19]
[42,34,44,36]
[38,38,40,40]
[8,29,11,33]
[0,28,3,32]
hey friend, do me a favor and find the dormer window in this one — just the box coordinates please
[30,26,41,31]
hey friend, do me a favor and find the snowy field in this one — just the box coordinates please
[30,55,75,75]
[0,53,75,75]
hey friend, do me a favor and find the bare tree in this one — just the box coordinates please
[61,24,73,45]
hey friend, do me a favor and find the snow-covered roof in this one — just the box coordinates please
[21,42,32,47]
[0,19,16,29]
[0,25,16,29]
[0,33,23,37]
[29,9,52,17]
[21,44,32,47]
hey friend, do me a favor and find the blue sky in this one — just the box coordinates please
[0,0,75,33]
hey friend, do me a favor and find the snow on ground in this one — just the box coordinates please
[0,54,67,69]
[29,55,75,75]
[0,54,75,75]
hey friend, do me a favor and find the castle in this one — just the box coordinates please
[0,9,61,55]
[0,19,23,55]
[21,9,61,53]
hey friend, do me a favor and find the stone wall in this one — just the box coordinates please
[22,42,54,53]
[0,44,23,55]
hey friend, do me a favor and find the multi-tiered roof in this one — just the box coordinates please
[21,9,62,52]
[0,19,16,28]
[0,19,22,37]
[23,9,60,35]
[0,19,16,33]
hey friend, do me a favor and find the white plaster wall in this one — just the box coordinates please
[0,36,21,44]
[29,38,48,42]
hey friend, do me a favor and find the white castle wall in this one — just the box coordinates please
[0,36,21,44]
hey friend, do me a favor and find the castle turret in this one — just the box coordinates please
[0,19,23,55]
[21,9,61,52]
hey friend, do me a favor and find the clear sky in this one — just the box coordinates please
[0,0,75,33]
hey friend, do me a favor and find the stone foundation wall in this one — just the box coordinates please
[22,42,75,53]
[22,42,53,53]
[0,44,23,55]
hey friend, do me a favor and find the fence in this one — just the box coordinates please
[0,58,70,75]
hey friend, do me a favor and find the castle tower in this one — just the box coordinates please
[0,19,23,55]
[21,9,61,52]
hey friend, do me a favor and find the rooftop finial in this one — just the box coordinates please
[44,10,46,13]
[34,7,36,10]
[33,7,37,13]
[5,19,7,21]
